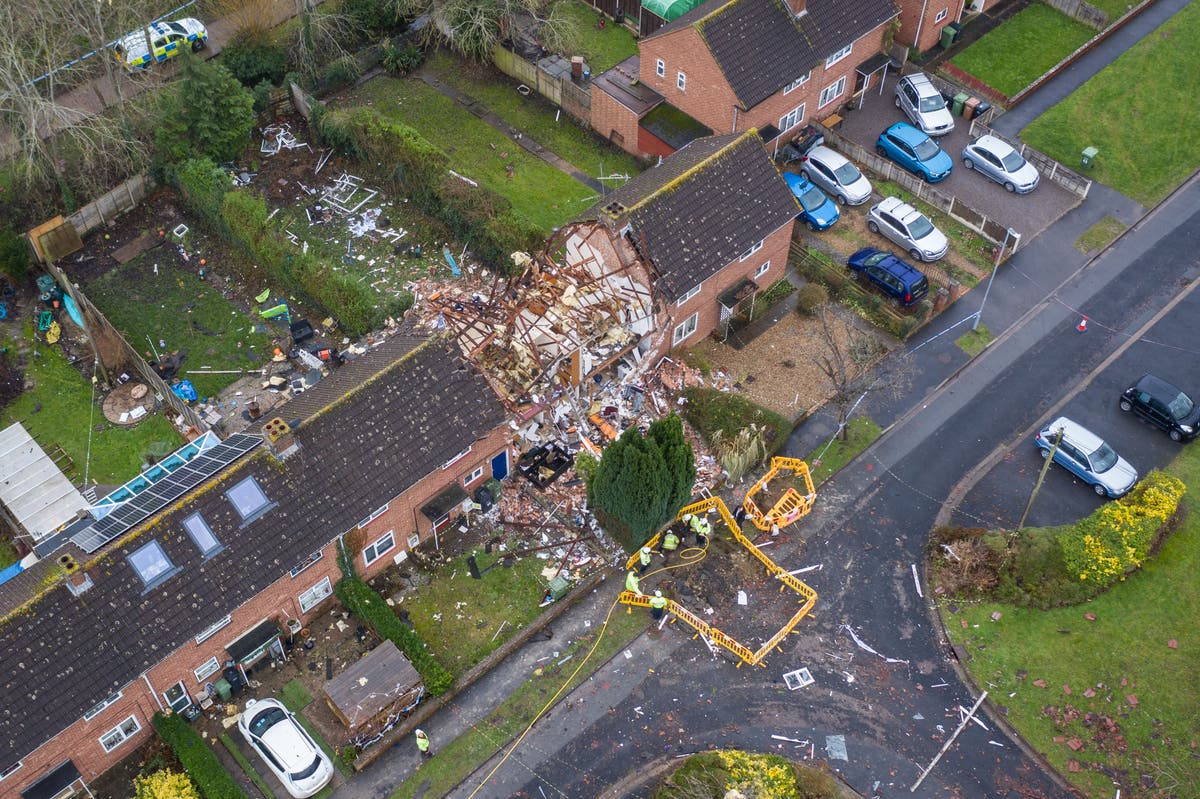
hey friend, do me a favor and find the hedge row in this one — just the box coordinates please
[334,575,454,695]
[152,712,248,799]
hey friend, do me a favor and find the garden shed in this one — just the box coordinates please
[322,640,424,730]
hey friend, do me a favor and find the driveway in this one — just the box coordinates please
[829,73,1080,243]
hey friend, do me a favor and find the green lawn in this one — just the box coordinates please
[557,0,639,72]
[955,324,993,356]
[806,417,882,486]
[339,78,597,232]
[1073,215,1127,254]
[949,3,1095,97]
[83,254,272,399]
[944,451,1200,796]
[423,51,643,182]
[4,327,182,485]
[1022,0,1200,206]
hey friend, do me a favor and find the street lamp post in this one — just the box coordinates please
[973,227,1018,332]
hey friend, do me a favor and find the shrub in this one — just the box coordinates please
[252,79,274,114]
[0,228,31,281]
[382,40,426,75]
[135,769,200,799]
[220,35,288,87]
[335,575,454,695]
[682,387,791,452]
[168,158,230,229]
[322,55,361,89]
[152,713,247,799]
[342,0,403,31]
[154,53,254,165]
[655,750,839,799]
[795,283,828,315]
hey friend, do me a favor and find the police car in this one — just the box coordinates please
[113,18,208,71]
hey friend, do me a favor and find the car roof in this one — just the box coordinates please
[783,172,810,191]
[805,145,849,168]
[885,122,928,145]
[1134,373,1184,400]
[1044,417,1104,451]
[974,135,1015,157]
[876,196,920,220]
[901,73,939,96]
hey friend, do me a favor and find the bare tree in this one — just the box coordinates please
[812,304,911,439]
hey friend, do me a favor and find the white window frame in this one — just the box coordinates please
[195,614,232,645]
[755,260,771,279]
[83,691,124,722]
[289,550,324,578]
[783,72,811,94]
[99,715,141,753]
[357,504,390,529]
[676,71,686,91]
[739,240,764,261]
[655,58,665,77]
[676,283,702,306]
[934,8,948,21]
[442,446,472,469]
[194,657,221,683]
[463,466,485,486]
[163,682,191,713]
[778,103,806,134]
[298,576,333,613]
[673,313,698,346]
[363,530,396,567]
[181,512,222,558]
[825,43,852,68]
[0,761,22,781]
[819,76,847,108]
[128,540,179,591]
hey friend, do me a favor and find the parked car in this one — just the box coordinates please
[895,73,955,137]
[113,18,208,71]
[961,135,1040,193]
[1120,374,1200,442]
[783,172,840,231]
[875,122,953,183]
[847,248,929,306]
[798,145,873,206]
[238,698,334,798]
[866,196,948,262]
[1034,417,1138,498]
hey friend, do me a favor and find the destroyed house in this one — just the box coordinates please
[0,332,510,798]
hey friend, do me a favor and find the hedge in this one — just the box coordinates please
[334,575,454,695]
[152,712,248,799]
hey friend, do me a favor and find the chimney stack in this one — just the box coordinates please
[571,56,584,81]
[263,417,300,459]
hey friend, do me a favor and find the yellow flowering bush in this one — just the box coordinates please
[654,750,840,799]
[1061,470,1184,585]
[134,770,200,799]
[719,750,800,798]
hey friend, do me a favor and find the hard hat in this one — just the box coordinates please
[655,590,663,597]
[416,729,425,736]
[682,513,693,521]
[641,545,651,552]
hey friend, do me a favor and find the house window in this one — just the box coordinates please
[442,446,472,469]
[181,513,221,558]
[195,614,232,645]
[289,550,324,578]
[755,261,771,279]
[740,240,764,261]
[357,504,389,529]
[934,8,948,21]
[464,466,485,486]
[163,682,191,713]
[194,657,220,683]
[298,576,333,613]
[363,531,395,567]
[99,715,141,753]
[83,691,123,721]
[673,313,698,346]
[819,76,847,108]
[778,103,806,133]
[226,476,275,524]
[783,72,811,93]
[825,43,852,68]
[0,762,22,781]
[655,59,664,77]
[128,540,180,591]
[677,71,686,91]
[676,283,702,306]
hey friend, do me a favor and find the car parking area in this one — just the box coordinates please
[826,72,1082,242]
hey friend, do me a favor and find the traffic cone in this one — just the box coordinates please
[1077,317,1087,332]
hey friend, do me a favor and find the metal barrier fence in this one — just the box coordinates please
[968,118,1092,198]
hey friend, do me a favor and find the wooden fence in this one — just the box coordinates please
[491,46,592,124]
[65,173,154,237]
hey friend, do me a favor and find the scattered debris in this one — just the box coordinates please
[839,624,910,665]
[782,667,814,690]
[261,123,310,155]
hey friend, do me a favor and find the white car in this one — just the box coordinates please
[238,698,334,798]
[867,197,948,262]
[961,135,1040,193]
[798,145,873,206]
[895,73,955,137]
[113,18,208,71]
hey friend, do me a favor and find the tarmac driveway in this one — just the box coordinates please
[828,73,1081,243]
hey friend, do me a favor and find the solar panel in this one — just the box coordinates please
[73,433,262,553]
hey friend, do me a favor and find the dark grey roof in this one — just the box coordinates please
[0,334,506,767]
[646,0,898,109]
[590,131,799,300]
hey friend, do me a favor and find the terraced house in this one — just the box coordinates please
[591,0,899,158]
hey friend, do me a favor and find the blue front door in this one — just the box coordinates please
[491,450,509,480]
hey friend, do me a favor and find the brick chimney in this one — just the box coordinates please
[263,417,300,459]
[784,0,807,16]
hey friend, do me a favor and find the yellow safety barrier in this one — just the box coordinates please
[742,456,816,531]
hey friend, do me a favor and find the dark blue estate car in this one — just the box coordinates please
[847,248,929,306]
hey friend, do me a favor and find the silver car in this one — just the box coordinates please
[239,698,334,798]
[962,135,1040,193]
[1034,417,1138,498]
[895,73,955,137]
[798,145,873,206]
[866,196,948,262]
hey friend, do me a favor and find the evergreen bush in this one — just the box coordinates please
[221,35,288,87]
[152,713,246,799]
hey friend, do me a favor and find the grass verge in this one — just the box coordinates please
[806,417,882,486]
[279,679,315,712]
[219,733,276,799]
[1022,0,1200,206]
[1073,215,1127,254]
[956,324,993,356]
[949,3,1095,97]
[389,605,646,799]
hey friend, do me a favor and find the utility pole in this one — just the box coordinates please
[973,227,1018,332]
[1018,427,1062,533]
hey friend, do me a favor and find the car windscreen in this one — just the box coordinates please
[168,22,188,35]
[833,161,862,185]
[1169,391,1194,419]
[799,186,826,211]
[291,754,323,781]
[1000,150,1026,172]
[912,138,940,161]
[911,276,929,295]
[249,707,288,737]
[918,95,945,113]
[1090,442,1118,473]
[864,252,889,267]
[908,215,934,239]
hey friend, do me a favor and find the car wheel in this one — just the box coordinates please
[909,248,924,262]
[1119,399,1132,412]
[1040,448,1051,460]
[836,193,849,206]
[922,171,933,183]
[799,169,811,181]
[192,38,206,52]
[809,221,820,233]
[1092,483,1108,497]
[963,158,974,170]
[1170,429,1184,442]
[1004,181,1016,193]
[875,145,887,157]
[894,96,902,109]
[867,221,880,234]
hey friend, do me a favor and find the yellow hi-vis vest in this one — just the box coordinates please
[625,571,641,593]
[650,594,667,610]
[662,532,680,551]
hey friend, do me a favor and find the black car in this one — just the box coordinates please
[1119,374,1200,441]
[846,248,929,306]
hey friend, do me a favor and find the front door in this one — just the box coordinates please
[491,450,509,480]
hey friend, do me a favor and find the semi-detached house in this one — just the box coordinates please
[0,332,510,799]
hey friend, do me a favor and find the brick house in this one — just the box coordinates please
[893,0,964,53]
[0,332,510,799]
[565,129,800,355]
[591,0,899,159]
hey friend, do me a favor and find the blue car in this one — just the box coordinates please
[783,172,840,231]
[875,122,953,183]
